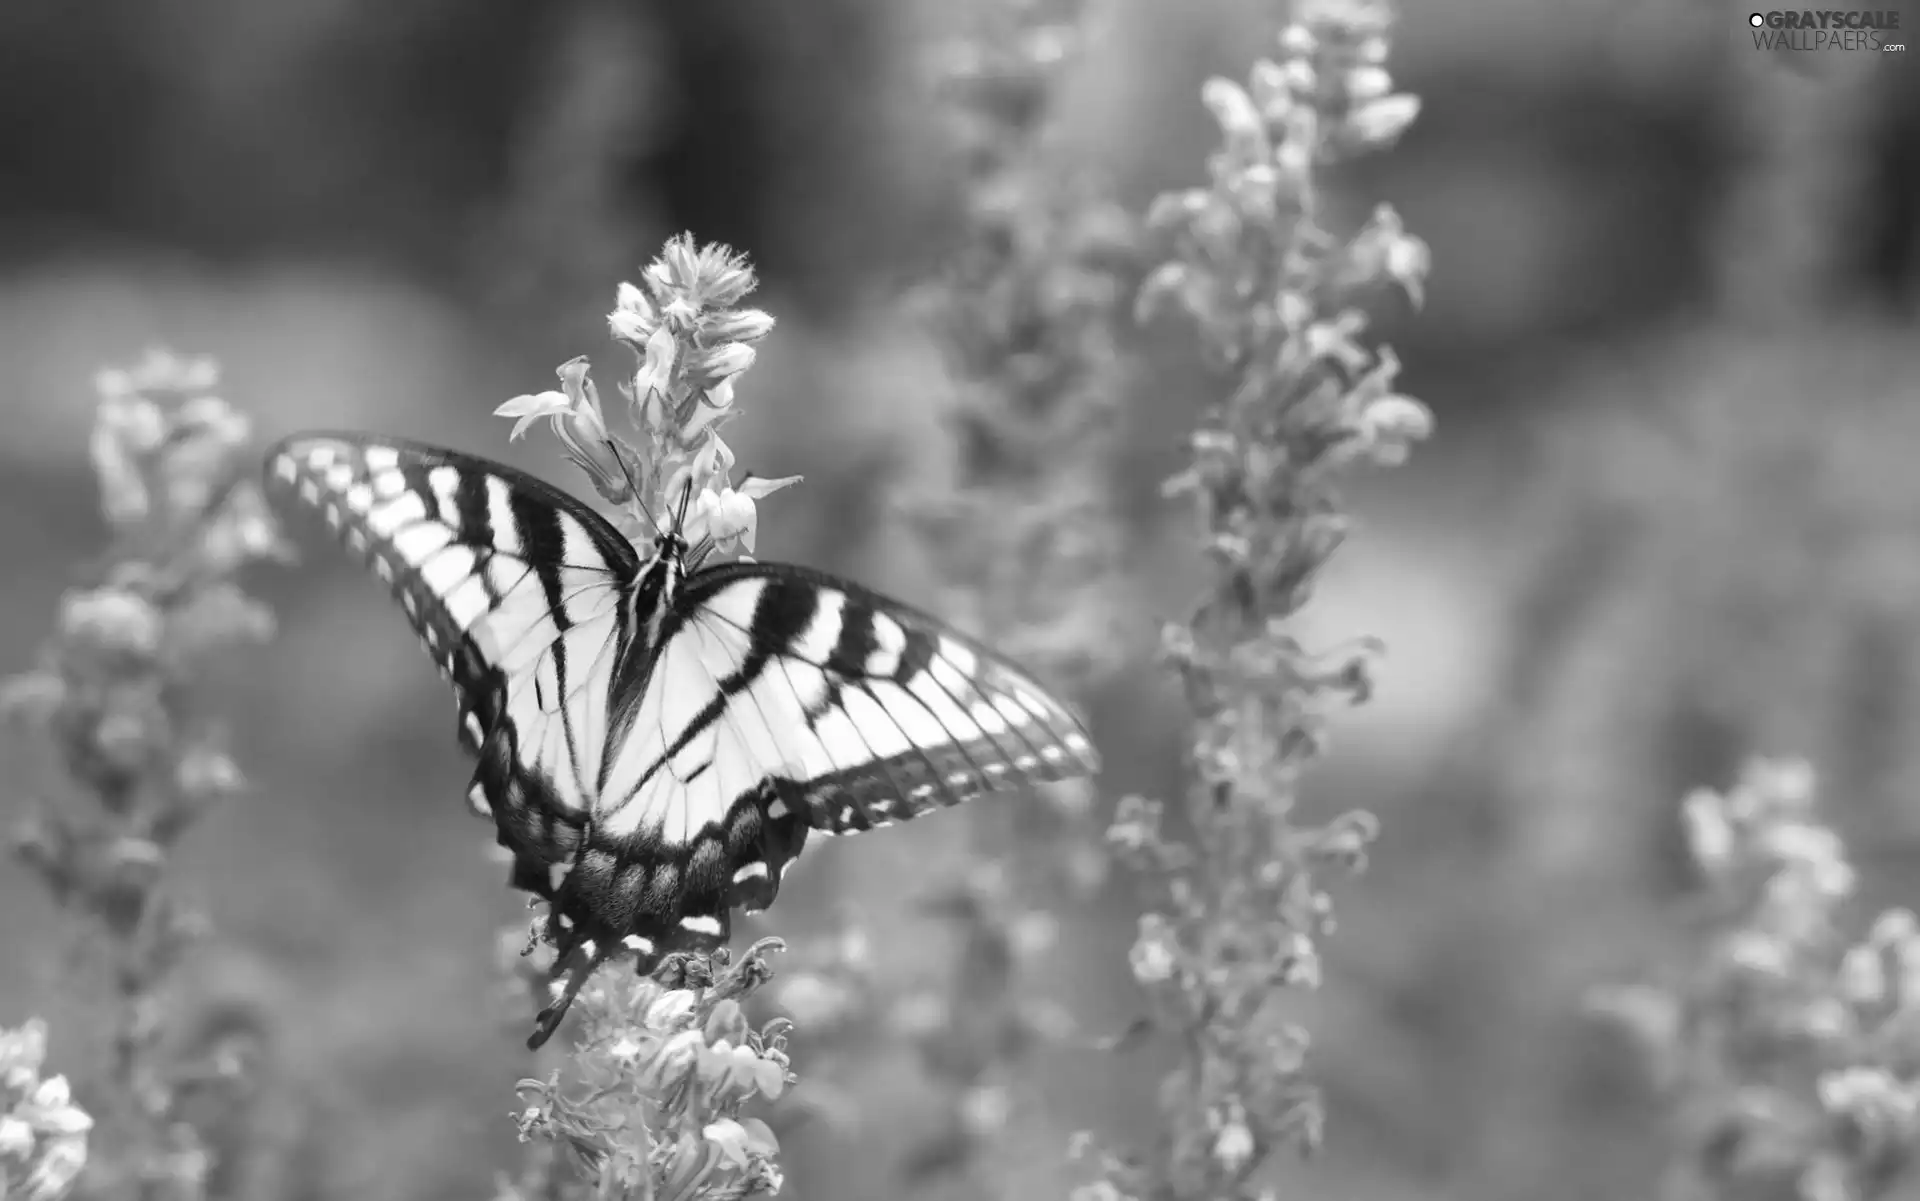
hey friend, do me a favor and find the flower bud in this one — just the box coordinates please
[1840,942,1888,1007]
[60,589,164,661]
[701,308,776,344]
[0,1115,33,1158]
[689,343,755,387]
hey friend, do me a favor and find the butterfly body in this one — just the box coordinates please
[265,433,1099,1046]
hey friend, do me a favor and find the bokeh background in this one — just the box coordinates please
[3,0,1919,1198]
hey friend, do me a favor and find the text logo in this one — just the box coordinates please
[1748,10,1906,51]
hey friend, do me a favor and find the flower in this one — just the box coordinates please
[505,940,792,1198]
[0,1019,91,1201]
[496,357,634,506]
[58,588,164,662]
[505,236,790,562]
[683,471,802,558]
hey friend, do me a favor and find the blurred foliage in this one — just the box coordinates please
[1594,760,1920,1201]
[1091,0,1428,1196]
[2,0,1919,1199]
[2,353,308,1200]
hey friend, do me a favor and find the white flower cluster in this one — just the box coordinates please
[0,1019,91,1201]
[497,235,799,560]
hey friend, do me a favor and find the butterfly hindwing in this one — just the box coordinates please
[593,562,1100,858]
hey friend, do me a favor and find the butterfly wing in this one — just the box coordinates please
[268,434,1102,1047]
[264,432,643,896]
[581,561,1101,952]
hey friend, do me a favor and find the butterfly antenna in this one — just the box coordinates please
[685,532,716,570]
[671,476,695,537]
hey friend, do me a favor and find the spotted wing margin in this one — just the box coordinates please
[587,562,1101,933]
[263,432,641,883]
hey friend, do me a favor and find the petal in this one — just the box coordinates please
[693,343,755,383]
[720,492,758,553]
[740,1117,780,1155]
[702,1119,750,1169]
[0,1115,34,1157]
[556,356,595,406]
[749,1055,786,1100]
[29,1103,92,1138]
[636,328,679,399]
[702,309,775,344]
[704,1000,748,1046]
[678,489,721,545]
[0,1020,48,1073]
[609,282,656,344]
[494,392,571,440]
[737,473,801,501]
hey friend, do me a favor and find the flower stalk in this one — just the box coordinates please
[3,351,285,1201]
[1592,761,1920,1201]
[1088,1,1429,1196]
[495,238,795,1201]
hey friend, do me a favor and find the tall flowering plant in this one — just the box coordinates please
[3,351,285,1201]
[1083,1,1429,1196]
[492,236,795,1201]
[1593,761,1920,1201]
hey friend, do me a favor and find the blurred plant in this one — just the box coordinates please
[1439,30,1920,1195]
[913,0,1132,693]
[891,863,1077,1183]
[1591,759,1920,1201]
[849,0,1135,1188]
[1076,0,1428,1197]
[1,351,288,1200]
[0,1018,93,1201]
[493,236,795,1200]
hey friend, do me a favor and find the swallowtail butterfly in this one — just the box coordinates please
[266,433,1100,1047]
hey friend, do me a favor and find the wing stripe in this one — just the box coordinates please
[627,578,818,800]
[821,598,951,812]
[804,599,872,729]
[455,467,495,568]
[885,630,1004,795]
[512,488,574,636]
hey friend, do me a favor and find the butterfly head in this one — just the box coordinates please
[646,474,712,570]
[628,480,697,645]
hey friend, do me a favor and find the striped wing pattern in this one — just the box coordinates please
[266,432,1100,1046]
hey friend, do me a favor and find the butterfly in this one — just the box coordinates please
[265,433,1100,1048]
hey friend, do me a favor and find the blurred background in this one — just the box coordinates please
[2,0,1919,1198]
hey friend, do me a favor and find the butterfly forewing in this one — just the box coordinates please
[266,433,636,827]
[267,432,1102,1048]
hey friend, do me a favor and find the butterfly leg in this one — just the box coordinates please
[528,940,603,1050]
